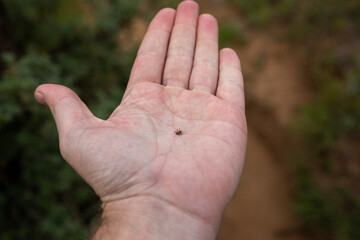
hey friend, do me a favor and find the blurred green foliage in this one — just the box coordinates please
[1,0,359,239]
[233,0,360,239]
[294,42,360,240]
[294,163,360,240]
[286,1,360,238]
[295,161,360,240]
[232,0,272,26]
[150,0,179,9]
[0,0,139,239]
[219,22,247,48]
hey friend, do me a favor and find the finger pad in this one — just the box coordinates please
[220,48,241,69]
[176,1,199,23]
[149,8,176,31]
[198,14,218,38]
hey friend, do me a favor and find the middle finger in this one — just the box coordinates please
[162,1,199,88]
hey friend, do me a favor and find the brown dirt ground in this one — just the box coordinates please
[216,32,308,240]
[198,1,310,239]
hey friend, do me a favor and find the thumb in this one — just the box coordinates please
[34,84,94,136]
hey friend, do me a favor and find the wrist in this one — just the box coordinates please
[92,195,219,240]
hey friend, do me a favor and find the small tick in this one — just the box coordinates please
[175,128,183,135]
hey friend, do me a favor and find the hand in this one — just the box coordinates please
[35,1,247,239]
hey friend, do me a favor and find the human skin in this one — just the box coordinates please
[34,1,247,239]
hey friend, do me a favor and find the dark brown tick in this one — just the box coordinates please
[175,128,183,135]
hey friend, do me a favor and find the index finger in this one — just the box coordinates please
[126,8,176,88]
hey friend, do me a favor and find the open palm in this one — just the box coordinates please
[35,1,247,230]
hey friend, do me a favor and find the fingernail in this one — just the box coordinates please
[35,91,46,105]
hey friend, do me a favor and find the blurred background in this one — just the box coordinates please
[0,0,359,239]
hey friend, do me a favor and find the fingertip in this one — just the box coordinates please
[149,8,176,32]
[34,84,93,134]
[34,84,78,108]
[180,0,199,6]
[34,84,55,106]
[197,14,219,41]
[177,0,199,14]
[220,48,236,57]
[158,7,176,17]
[199,13,217,25]
[198,14,218,37]
[34,89,46,105]
[220,48,241,69]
